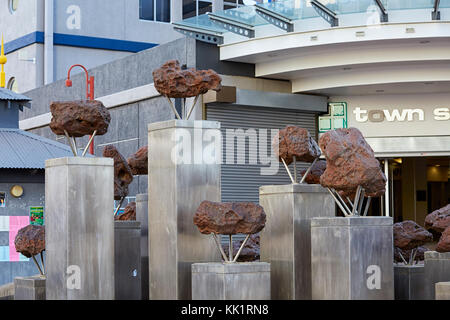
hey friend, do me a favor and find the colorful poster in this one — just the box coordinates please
[30,207,44,225]
[0,192,5,207]
[9,216,29,262]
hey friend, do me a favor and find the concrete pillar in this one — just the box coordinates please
[170,0,183,22]
[259,184,335,300]
[394,264,426,300]
[136,193,149,300]
[192,262,270,300]
[14,276,46,300]
[424,251,450,300]
[44,0,54,84]
[114,221,141,300]
[311,216,394,300]
[436,282,450,300]
[148,120,221,300]
[212,0,224,13]
[45,157,114,300]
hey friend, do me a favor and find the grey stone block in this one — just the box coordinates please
[259,184,335,300]
[115,221,141,300]
[424,251,450,300]
[192,262,270,300]
[394,264,426,300]
[311,216,394,300]
[14,276,46,300]
[435,282,450,300]
[45,157,115,300]
[148,120,222,300]
[136,193,149,300]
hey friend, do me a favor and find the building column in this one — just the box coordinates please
[212,0,224,13]
[44,0,54,85]
[171,0,183,22]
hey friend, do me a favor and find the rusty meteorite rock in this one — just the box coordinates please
[194,201,266,235]
[393,220,433,251]
[103,145,133,200]
[223,234,260,262]
[14,225,45,258]
[127,146,148,175]
[425,204,450,233]
[49,100,111,137]
[115,202,136,221]
[299,159,326,184]
[319,128,386,197]
[272,126,321,165]
[436,226,450,253]
[394,246,429,263]
[152,60,222,98]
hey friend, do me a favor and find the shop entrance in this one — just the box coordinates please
[388,157,450,226]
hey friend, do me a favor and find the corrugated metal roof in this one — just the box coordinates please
[0,129,73,169]
[0,88,31,101]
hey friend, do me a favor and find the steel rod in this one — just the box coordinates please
[186,95,200,120]
[165,96,182,120]
[32,255,44,276]
[113,197,126,216]
[212,233,229,262]
[233,234,251,263]
[72,137,78,156]
[64,130,77,156]
[300,157,318,184]
[357,188,365,216]
[40,252,45,275]
[363,197,372,216]
[332,189,353,216]
[398,251,408,265]
[410,248,418,265]
[228,235,233,262]
[346,197,354,209]
[82,130,97,157]
[281,158,295,184]
[293,156,297,183]
[327,188,350,217]
[351,186,362,216]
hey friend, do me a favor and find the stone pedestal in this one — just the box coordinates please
[424,251,450,300]
[115,221,141,300]
[192,262,270,300]
[14,276,46,300]
[394,264,426,300]
[148,120,221,300]
[259,184,335,300]
[311,216,394,300]
[136,193,149,300]
[435,282,450,300]
[45,157,114,300]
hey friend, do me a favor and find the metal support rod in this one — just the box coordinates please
[363,197,372,216]
[300,157,318,184]
[352,186,362,216]
[410,248,418,265]
[281,158,296,184]
[293,156,297,183]
[432,0,441,20]
[373,0,388,22]
[332,189,352,216]
[113,197,126,216]
[40,252,45,275]
[82,130,97,157]
[64,130,77,156]
[182,98,186,119]
[384,159,390,217]
[357,188,365,216]
[212,233,229,262]
[186,95,200,120]
[32,255,44,276]
[165,96,182,120]
[327,188,350,217]
[398,251,408,265]
[71,137,78,156]
[228,235,233,262]
[346,197,354,209]
[232,234,251,263]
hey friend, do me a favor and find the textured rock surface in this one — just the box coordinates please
[115,202,136,221]
[194,201,266,235]
[393,220,433,250]
[49,100,111,137]
[223,234,260,262]
[153,60,222,98]
[319,128,386,196]
[436,226,450,253]
[394,246,429,263]
[425,204,450,233]
[103,145,133,200]
[14,225,45,258]
[272,126,321,165]
[128,146,148,175]
[300,159,326,184]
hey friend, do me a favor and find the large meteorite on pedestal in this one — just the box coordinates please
[437,227,450,253]
[127,146,148,176]
[393,220,433,264]
[103,145,133,202]
[14,225,45,275]
[115,202,136,221]
[425,204,450,233]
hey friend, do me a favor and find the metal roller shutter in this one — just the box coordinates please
[206,104,318,247]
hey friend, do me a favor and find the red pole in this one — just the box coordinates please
[65,64,95,155]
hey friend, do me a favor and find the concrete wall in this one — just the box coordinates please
[0,170,45,286]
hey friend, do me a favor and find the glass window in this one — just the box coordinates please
[140,0,170,22]
[183,1,213,19]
